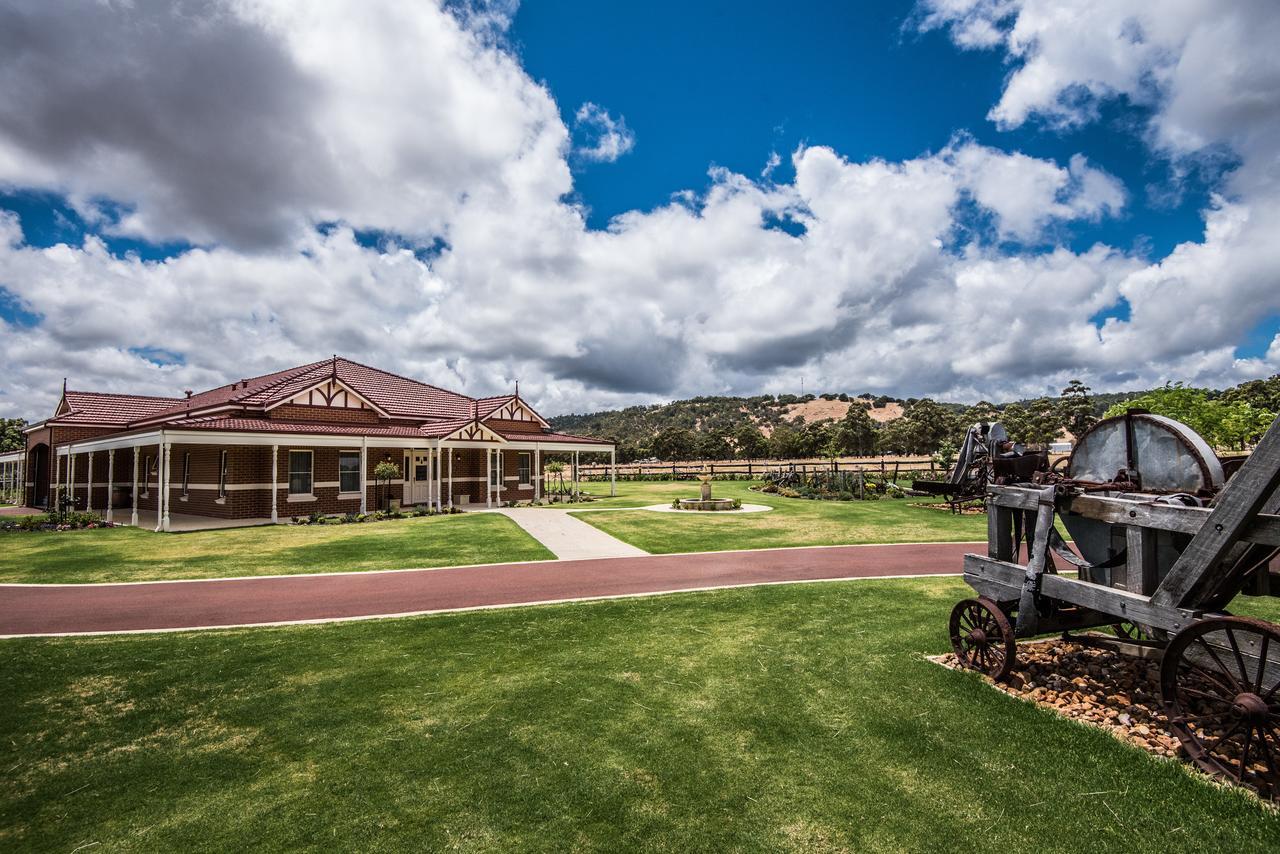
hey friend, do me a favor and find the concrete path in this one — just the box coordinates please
[0,542,978,637]
[496,507,648,560]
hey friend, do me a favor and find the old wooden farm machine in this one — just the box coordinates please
[949,410,1280,799]
[913,421,1048,511]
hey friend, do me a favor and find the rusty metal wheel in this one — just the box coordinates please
[949,597,1016,681]
[1161,616,1280,801]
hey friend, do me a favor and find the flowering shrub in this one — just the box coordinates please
[1,511,114,533]
[288,506,460,525]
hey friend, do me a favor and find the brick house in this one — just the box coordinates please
[13,356,614,530]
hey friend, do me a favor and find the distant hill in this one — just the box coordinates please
[549,388,1152,446]
[552,392,949,445]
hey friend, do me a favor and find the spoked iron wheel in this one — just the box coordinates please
[949,597,1016,681]
[1160,616,1280,801]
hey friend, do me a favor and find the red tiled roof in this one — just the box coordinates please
[160,417,613,445]
[166,416,429,438]
[475,395,515,418]
[496,428,612,445]
[134,360,332,424]
[56,390,185,425]
[134,357,477,424]
[417,417,482,438]
[56,357,607,445]
[330,358,475,420]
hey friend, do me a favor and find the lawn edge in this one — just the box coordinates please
[0,571,960,638]
[0,541,985,588]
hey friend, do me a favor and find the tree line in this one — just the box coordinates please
[581,376,1280,463]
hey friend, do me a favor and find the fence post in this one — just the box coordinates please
[747,460,752,478]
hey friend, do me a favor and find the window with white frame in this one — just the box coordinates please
[181,452,191,497]
[218,450,228,499]
[288,450,313,495]
[490,451,501,486]
[339,451,361,494]
[518,452,531,485]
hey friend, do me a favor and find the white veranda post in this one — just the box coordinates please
[534,448,541,501]
[106,449,114,522]
[435,446,443,511]
[130,449,139,527]
[86,451,94,511]
[160,441,172,532]
[360,439,368,515]
[486,449,493,508]
[153,444,163,532]
[573,451,579,499]
[271,444,279,523]
[446,445,453,508]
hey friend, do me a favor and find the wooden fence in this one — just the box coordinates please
[574,457,941,481]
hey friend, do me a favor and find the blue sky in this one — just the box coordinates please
[514,1,1213,260]
[0,1,1277,419]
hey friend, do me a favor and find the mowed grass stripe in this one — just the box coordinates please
[0,513,555,584]
[576,480,990,553]
[3,578,1277,852]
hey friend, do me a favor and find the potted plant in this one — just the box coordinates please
[372,460,402,512]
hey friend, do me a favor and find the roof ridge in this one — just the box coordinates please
[335,355,476,402]
[232,359,330,402]
[65,389,184,401]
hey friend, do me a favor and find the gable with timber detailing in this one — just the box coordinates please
[444,421,506,442]
[486,399,549,426]
[273,378,382,413]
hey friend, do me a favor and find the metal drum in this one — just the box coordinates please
[1063,413,1222,584]
[1068,412,1223,493]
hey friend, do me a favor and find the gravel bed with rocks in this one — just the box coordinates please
[933,637,1184,758]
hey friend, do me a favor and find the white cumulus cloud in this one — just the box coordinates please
[572,102,636,163]
[0,0,1277,421]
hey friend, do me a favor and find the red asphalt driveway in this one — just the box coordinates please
[0,542,977,636]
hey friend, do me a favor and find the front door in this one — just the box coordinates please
[406,452,431,505]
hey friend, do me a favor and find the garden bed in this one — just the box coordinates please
[934,640,1186,758]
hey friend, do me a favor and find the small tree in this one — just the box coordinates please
[734,423,769,459]
[373,460,401,511]
[831,405,877,456]
[545,460,567,495]
[0,418,26,453]
[1058,379,1096,439]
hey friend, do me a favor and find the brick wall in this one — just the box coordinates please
[268,404,380,425]
[153,443,411,520]
[485,419,546,435]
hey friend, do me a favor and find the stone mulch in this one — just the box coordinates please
[933,638,1184,758]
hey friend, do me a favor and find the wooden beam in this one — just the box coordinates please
[963,554,1202,634]
[1152,415,1280,608]
[992,485,1280,546]
[1014,487,1057,636]
[986,497,1015,561]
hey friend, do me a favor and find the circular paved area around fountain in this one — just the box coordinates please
[640,503,772,514]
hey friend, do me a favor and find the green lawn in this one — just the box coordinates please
[4,578,1278,852]
[574,480,990,553]
[0,514,554,584]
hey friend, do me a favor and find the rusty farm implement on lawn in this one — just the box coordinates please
[948,410,1280,799]
[912,421,1048,512]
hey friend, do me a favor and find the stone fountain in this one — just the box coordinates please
[675,470,737,511]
